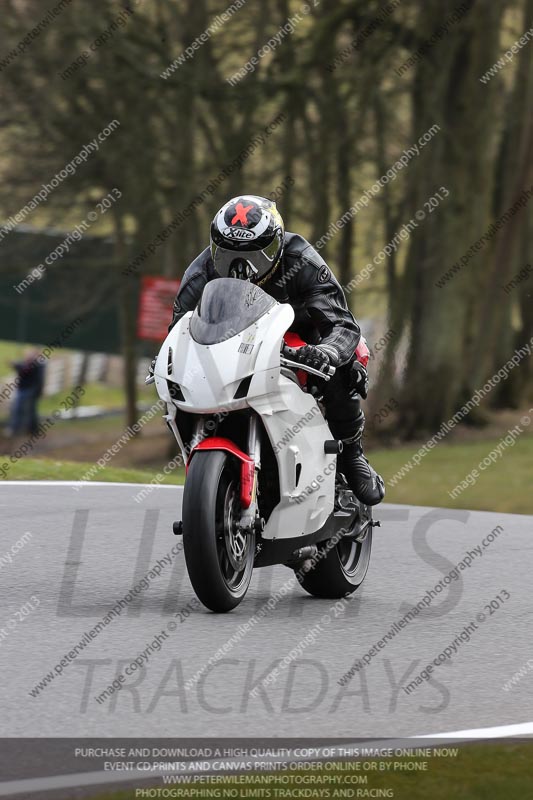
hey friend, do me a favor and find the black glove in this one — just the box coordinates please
[283,344,333,378]
[349,360,369,398]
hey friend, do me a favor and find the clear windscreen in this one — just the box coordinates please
[189,277,277,345]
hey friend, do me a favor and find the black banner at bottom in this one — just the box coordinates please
[0,737,532,800]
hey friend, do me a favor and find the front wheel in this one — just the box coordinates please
[182,450,255,612]
[296,511,373,599]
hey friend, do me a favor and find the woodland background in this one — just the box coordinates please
[0,0,532,440]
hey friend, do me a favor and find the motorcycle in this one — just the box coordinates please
[149,277,377,612]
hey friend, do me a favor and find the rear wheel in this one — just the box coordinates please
[182,450,255,612]
[296,509,373,598]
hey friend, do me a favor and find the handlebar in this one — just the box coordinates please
[280,355,336,381]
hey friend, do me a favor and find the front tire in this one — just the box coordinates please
[182,450,255,612]
[296,510,373,599]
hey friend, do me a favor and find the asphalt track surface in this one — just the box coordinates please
[1,481,532,744]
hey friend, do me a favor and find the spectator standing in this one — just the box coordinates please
[7,350,45,436]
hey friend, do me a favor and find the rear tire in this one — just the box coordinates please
[296,511,373,599]
[182,450,255,612]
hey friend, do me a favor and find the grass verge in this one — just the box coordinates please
[0,457,183,485]
[372,432,532,515]
[0,432,531,515]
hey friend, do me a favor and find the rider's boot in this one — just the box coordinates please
[333,412,385,506]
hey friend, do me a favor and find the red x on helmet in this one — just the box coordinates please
[210,195,285,284]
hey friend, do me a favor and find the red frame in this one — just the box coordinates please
[355,337,370,368]
[283,332,309,385]
[187,437,255,509]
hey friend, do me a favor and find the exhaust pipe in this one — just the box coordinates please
[290,545,318,561]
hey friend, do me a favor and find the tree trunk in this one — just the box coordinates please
[400,0,507,435]
[467,0,533,396]
[115,212,138,430]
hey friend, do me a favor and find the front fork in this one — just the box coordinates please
[240,414,262,532]
[191,413,262,534]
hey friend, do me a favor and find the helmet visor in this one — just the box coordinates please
[211,234,282,282]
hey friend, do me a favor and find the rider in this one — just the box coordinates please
[169,195,385,506]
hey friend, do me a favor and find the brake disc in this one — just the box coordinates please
[224,485,249,570]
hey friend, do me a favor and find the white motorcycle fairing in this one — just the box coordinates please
[154,284,337,541]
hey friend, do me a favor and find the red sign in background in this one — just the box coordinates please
[137,276,181,342]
